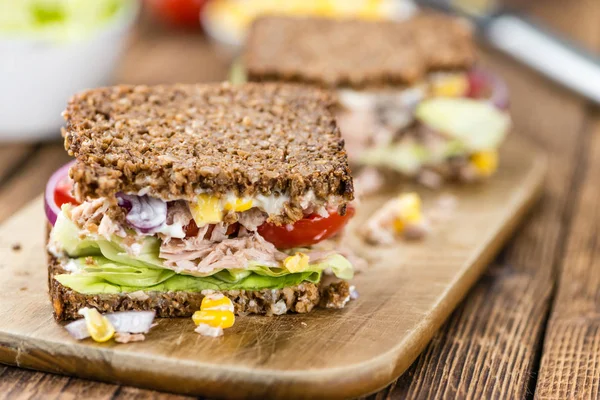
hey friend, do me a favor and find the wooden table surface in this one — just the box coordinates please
[1,1,599,399]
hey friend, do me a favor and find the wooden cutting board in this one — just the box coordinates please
[0,135,545,399]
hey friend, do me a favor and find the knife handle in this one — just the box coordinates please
[484,14,600,104]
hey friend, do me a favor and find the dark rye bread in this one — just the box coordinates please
[49,253,351,321]
[244,14,476,89]
[62,83,354,214]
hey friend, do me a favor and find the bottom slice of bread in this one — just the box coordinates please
[49,253,350,321]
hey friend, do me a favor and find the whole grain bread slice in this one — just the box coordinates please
[62,82,354,215]
[244,13,476,89]
[49,252,351,321]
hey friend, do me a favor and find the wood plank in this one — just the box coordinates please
[380,0,600,395]
[0,369,71,399]
[0,142,119,399]
[0,143,84,400]
[0,365,191,400]
[114,18,230,85]
[534,114,600,399]
[0,15,231,399]
[0,143,71,223]
[0,367,185,400]
[2,2,596,397]
[523,0,600,48]
[0,367,193,400]
[0,136,544,399]
[517,1,600,398]
[0,145,34,185]
[382,60,585,400]
[112,386,194,400]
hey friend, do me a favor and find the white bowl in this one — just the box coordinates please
[200,0,418,55]
[0,2,139,142]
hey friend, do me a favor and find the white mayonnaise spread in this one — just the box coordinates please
[233,192,290,215]
[337,86,426,113]
[64,259,80,273]
[151,221,186,239]
[55,189,346,244]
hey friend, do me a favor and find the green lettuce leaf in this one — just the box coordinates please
[360,98,509,174]
[0,0,134,43]
[97,238,164,269]
[55,257,321,294]
[212,269,254,282]
[55,253,350,294]
[415,97,510,151]
[73,256,176,287]
[52,210,166,268]
[317,254,354,280]
[53,212,353,280]
[51,210,100,257]
[52,206,354,296]
[359,141,430,174]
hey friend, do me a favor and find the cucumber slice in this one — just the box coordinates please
[415,98,510,151]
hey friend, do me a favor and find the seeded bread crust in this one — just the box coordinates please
[48,252,351,321]
[62,83,354,215]
[244,14,476,89]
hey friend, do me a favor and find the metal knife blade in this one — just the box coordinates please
[416,0,600,104]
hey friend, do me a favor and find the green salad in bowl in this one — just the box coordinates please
[0,0,138,141]
[0,0,135,42]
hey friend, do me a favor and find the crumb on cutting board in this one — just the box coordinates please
[361,192,459,245]
[114,332,146,344]
[362,193,430,245]
[354,167,385,198]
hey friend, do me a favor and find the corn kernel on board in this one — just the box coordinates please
[0,135,545,399]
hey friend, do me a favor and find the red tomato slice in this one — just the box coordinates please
[183,219,200,237]
[145,0,207,28]
[184,220,239,238]
[257,206,355,249]
[466,70,490,100]
[54,175,79,208]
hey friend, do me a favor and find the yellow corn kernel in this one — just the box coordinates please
[397,193,422,223]
[284,252,310,273]
[393,193,423,233]
[224,198,253,212]
[470,150,499,177]
[219,4,249,30]
[432,74,469,98]
[359,0,384,19]
[201,295,234,312]
[192,310,235,329]
[190,194,223,226]
[393,218,405,234]
[79,308,115,343]
[327,0,381,19]
[294,1,333,16]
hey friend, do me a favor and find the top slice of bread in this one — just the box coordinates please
[244,13,476,89]
[62,82,353,208]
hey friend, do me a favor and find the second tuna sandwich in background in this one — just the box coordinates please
[237,13,511,186]
[47,82,356,321]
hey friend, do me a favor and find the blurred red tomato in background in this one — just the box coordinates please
[145,0,208,28]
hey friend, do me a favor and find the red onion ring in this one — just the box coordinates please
[64,310,156,340]
[44,161,75,226]
[467,68,510,111]
[117,193,167,232]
